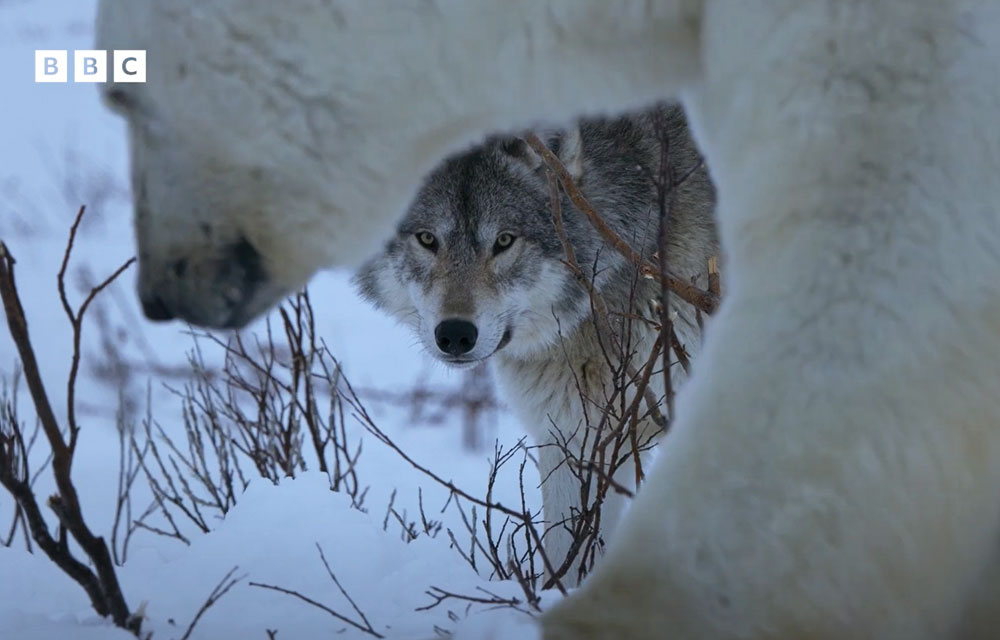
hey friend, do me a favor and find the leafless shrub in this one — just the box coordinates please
[250,543,384,638]
[520,117,718,586]
[417,585,531,615]
[0,367,52,550]
[0,206,423,636]
[197,292,365,499]
[0,206,142,634]
[111,387,158,565]
[126,289,373,546]
[382,487,443,543]
[177,566,247,640]
[342,378,559,609]
[357,363,500,452]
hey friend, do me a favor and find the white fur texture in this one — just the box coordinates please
[101,0,1000,637]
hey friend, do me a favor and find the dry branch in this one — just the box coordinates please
[0,206,141,634]
[250,545,383,639]
[179,566,246,640]
[523,133,719,315]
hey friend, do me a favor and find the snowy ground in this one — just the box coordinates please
[0,2,549,638]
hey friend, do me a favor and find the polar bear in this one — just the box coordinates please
[99,0,1000,638]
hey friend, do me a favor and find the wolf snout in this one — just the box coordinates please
[434,319,478,356]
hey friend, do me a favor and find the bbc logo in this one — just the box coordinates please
[35,50,146,83]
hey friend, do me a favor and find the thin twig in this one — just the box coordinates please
[524,133,719,315]
[248,581,385,638]
[315,543,379,636]
[179,566,246,640]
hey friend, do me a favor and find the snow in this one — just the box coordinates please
[0,476,544,639]
[0,2,548,637]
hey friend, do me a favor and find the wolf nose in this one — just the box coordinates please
[435,319,478,356]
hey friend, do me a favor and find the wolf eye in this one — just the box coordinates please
[415,231,439,252]
[493,232,517,254]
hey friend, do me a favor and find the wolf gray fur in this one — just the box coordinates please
[357,103,717,585]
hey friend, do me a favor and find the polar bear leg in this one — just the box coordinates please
[954,541,1000,640]
[541,295,1000,639]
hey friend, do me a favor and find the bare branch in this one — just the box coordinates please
[0,223,140,634]
[178,566,246,640]
[250,556,385,640]
[524,133,719,315]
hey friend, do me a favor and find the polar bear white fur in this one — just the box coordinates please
[100,0,1000,638]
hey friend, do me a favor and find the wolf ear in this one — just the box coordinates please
[502,127,585,182]
[501,137,545,172]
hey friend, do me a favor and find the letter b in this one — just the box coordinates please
[74,50,107,83]
[35,50,68,83]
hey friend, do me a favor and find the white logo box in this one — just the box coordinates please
[35,50,146,83]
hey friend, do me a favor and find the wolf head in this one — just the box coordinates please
[356,124,653,367]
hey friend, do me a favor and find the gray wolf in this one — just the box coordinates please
[357,104,717,584]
